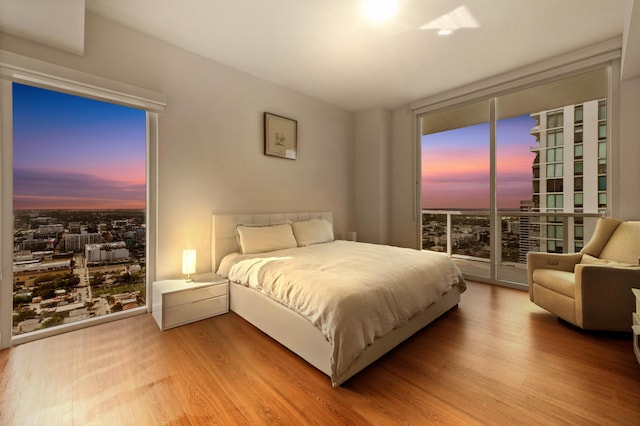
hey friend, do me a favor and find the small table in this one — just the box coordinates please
[152,274,229,330]
[633,288,640,365]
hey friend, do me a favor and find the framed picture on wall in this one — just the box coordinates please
[264,112,297,160]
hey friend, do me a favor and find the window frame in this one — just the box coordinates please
[574,105,584,123]
[0,53,165,348]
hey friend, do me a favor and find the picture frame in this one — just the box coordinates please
[264,112,297,160]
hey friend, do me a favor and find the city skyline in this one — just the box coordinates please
[421,114,537,210]
[12,83,146,210]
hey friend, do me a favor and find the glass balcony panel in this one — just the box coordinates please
[424,210,600,286]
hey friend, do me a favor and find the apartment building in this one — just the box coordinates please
[529,99,606,254]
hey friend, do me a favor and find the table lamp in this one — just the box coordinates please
[182,249,196,282]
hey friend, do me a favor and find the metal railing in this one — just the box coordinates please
[421,209,602,285]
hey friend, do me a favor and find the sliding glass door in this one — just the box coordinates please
[421,100,492,280]
[420,68,608,286]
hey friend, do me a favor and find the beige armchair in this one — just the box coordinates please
[527,217,640,332]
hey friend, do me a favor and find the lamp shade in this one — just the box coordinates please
[182,249,196,275]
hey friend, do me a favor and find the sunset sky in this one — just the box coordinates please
[422,114,537,210]
[13,82,535,211]
[12,83,146,210]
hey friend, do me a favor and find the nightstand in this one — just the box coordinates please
[633,288,640,365]
[152,274,229,330]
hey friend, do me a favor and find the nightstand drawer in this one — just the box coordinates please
[164,295,228,329]
[165,283,227,308]
[152,276,229,331]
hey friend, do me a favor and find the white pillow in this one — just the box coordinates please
[237,223,297,254]
[292,218,334,247]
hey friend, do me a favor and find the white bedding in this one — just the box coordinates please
[217,240,466,385]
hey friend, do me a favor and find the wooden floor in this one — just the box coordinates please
[1,281,639,425]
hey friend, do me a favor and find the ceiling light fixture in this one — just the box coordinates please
[437,29,454,36]
[420,5,479,35]
[362,0,399,23]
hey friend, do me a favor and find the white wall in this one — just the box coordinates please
[618,75,640,219]
[0,12,355,279]
[389,107,419,249]
[354,108,390,244]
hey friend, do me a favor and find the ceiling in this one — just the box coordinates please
[5,0,636,112]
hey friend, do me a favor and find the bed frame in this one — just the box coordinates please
[211,212,462,386]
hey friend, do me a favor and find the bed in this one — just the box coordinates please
[212,212,466,386]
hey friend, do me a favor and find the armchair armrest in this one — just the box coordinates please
[527,252,583,272]
[574,264,640,331]
[527,252,582,299]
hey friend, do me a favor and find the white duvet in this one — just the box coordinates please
[217,240,466,385]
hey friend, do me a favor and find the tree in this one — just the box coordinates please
[13,309,38,326]
[33,283,56,300]
[34,274,55,285]
[66,275,81,288]
[13,294,31,307]
[42,313,65,328]
[90,272,105,287]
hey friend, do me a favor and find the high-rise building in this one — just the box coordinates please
[528,99,606,254]
[64,232,102,252]
[518,199,538,264]
[85,241,129,263]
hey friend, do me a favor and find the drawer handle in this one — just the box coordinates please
[192,296,225,304]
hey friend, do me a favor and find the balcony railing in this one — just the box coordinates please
[422,209,602,285]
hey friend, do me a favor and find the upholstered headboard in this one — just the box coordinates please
[211,212,333,272]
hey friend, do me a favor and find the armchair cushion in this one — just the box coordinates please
[580,254,610,265]
[580,217,622,258]
[598,221,640,264]
[532,269,575,298]
[580,254,636,267]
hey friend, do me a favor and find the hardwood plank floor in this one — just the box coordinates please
[1,281,639,425]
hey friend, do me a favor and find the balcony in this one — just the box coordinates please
[422,210,601,286]
[529,125,542,135]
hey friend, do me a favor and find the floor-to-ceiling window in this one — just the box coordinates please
[11,83,147,337]
[0,59,162,348]
[420,67,610,286]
